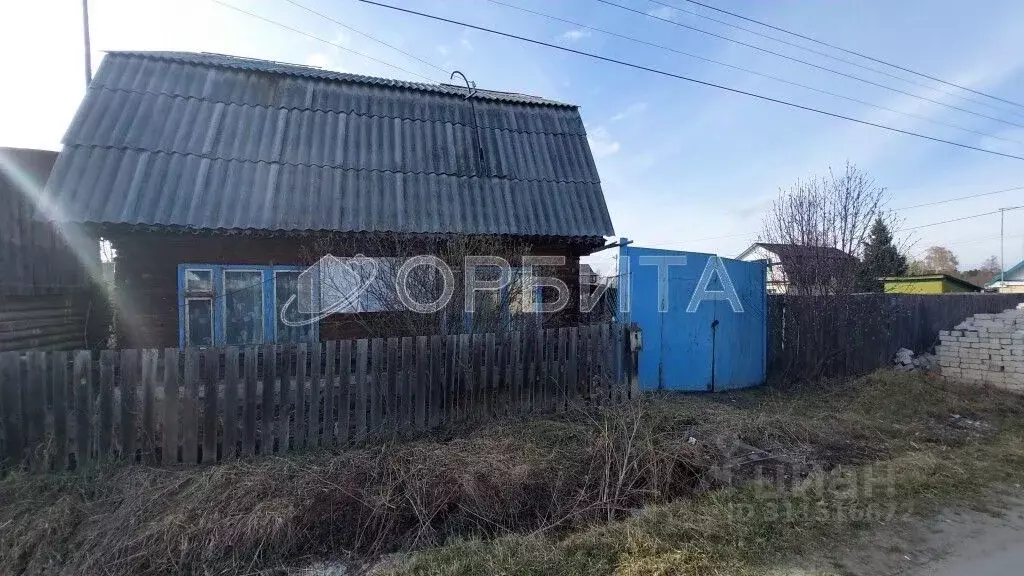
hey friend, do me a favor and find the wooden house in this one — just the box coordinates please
[42,52,614,348]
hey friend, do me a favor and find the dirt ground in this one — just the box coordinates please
[781,493,1024,576]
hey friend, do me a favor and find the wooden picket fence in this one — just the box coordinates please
[0,323,635,472]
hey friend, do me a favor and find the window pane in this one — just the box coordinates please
[186,299,213,347]
[275,271,316,343]
[186,269,212,293]
[224,270,264,345]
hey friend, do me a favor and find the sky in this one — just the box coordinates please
[2,0,1023,275]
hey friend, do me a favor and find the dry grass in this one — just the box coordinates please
[3,370,1024,576]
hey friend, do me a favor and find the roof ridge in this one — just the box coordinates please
[74,86,588,136]
[103,50,576,108]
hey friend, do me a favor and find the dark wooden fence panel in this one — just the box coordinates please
[0,323,636,473]
[768,293,1024,380]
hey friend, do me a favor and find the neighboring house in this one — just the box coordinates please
[42,51,614,348]
[736,242,858,294]
[880,274,981,294]
[986,260,1024,293]
[1,147,104,351]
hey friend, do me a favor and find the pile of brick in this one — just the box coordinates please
[937,304,1024,390]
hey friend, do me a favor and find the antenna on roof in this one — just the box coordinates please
[449,70,477,99]
[82,0,93,86]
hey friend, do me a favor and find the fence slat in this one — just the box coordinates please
[141,349,157,464]
[339,340,353,445]
[24,352,45,470]
[542,330,555,411]
[310,343,322,449]
[370,338,384,436]
[403,337,416,429]
[311,342,323,446]
[163,348,179,465]
[598,324,609,400]
[1,352,23,467]
[51,351,68,471]
[120,349,139,462]
[98,350,115,459]
[429,335,442,427]
[242,347,257,456]
[201,348,218,464]
[224,347,240,460]
[581,325,593,403]
[556,329,568,413]
[354,339,368,442]
[522,330,535,413]
[279,346,293,453]
[323,342,336,447]
[445,335,458,422]
[483,333,495,420]
[511,333,523,415]
[385,337,398,434]
[181,348,199,465]
[295,344,308,451]
[73,351,92,468]
[612,324,624,402]
[260,344,275,455]
[567,327,579,407]
[460,334,472,422]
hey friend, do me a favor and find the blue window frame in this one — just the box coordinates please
[177,264,319,347]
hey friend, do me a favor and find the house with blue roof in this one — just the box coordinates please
[986,259,1024,293]
[42,51,614,348]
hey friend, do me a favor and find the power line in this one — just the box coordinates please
[671,0,1024,111]
[354,0,1024,162]
[281,0,451,76]
[893,185,1024,210]
[485,0,1020,145]
[642,0,1024,116]
[208,0,437,83]
[905,205,1022,231]
[594,0,1024,131]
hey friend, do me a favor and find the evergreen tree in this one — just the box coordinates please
[856,217,907,292]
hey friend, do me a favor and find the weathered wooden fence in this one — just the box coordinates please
[0,323,634,471]
[768,293,1024,380]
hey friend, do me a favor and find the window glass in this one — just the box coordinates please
[275,271,317,343]
[185,299,213,347]
[224,270,264,345]
[185,269,212,293]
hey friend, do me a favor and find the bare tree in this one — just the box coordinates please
[760,162,894,294]
[909,246,960,276]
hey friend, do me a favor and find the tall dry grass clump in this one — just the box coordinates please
[0,400,710,576]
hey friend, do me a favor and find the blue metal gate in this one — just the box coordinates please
[617,244,767,391]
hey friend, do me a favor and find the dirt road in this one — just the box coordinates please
[829,496,1024,576]
[910,500,1024,576]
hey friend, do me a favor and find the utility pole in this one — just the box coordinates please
[82,0,92,86]
[1001,207,1006,285]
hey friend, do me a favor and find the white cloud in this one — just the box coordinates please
[460,38,473,52]
[437,45,451,56]
[561,29,591,42]
[587,126,621,158]
[611,102,648,122]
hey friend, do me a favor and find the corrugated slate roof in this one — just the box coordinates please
[45,51,613,238]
